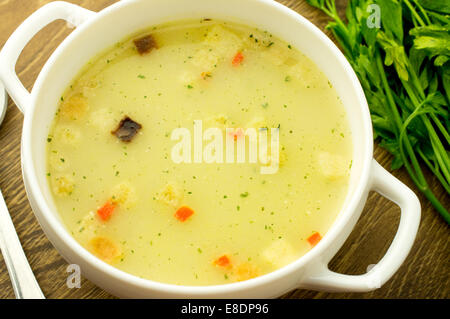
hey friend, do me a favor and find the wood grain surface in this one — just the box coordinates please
[0,0,448,299]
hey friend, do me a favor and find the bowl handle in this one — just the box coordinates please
[0,1,95,113]
[301,160,421,292]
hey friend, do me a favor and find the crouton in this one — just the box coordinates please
[111,182,136,209]
[235,262,259,282]
[157,183,182,207]
[89,236,121,264]
[52,175,75,196]
[59,95,88,121]
[133,34,158,55]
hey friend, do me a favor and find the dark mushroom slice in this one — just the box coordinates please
[112,116,142,143]
[133,35,158,55]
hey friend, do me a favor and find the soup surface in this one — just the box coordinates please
[47,20,353,285]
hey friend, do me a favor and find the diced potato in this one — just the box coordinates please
[288,62,322,88]
[261,44,292,66]
[191,48,220,72]
[317,152,348,180]
[89,236,121,264]
[52,175,75,196]
[190,25,243,72]
[111,182,136,209]
[235,262,259,282]
[157,183,183,207]
[204,25,243,57]
[59,95,88,121]
[178,69,200,87]
[54,125,81,145]
[262,239,297,268]
[80,80,100,99]
[88,108,118,133]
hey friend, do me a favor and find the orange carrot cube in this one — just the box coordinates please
[214,255,231,268]
[232,52,244,66]
[97,201,117,221]
[307,232,322,247]
[175,206,194,222]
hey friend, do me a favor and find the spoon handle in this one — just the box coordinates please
[0,189,44,299]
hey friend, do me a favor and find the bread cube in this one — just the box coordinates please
[157,183,183,207]
[111,182,136,209]
[235,262,259,282]
[59,95,88,121]
[52,175,75,196]
[89,236,121,264]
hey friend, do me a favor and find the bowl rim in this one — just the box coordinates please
[22,0,373,296]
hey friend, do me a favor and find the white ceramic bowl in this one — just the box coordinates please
[0,0,421,298]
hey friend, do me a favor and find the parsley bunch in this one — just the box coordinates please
[307,0,449,222]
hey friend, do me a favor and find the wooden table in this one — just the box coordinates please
[0,0,448,299]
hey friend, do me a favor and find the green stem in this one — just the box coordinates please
[403,0,427,26]
[402,80,450,181]
[412,0,432,25]
[431,113,450,145]
[376,52,426,188]
[376,51,449,220]
[422,189,450,223]
[418,148,450,193]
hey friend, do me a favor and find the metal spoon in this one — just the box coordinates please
[0,82,44,299]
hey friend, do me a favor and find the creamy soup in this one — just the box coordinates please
[46,20,353,286]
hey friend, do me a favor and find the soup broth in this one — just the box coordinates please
[47,20,353,285]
